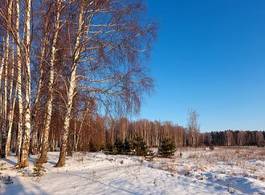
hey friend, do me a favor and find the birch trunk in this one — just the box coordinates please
[5,43,16,156]
[38,0,62,164]
[1,56,8,158]
[15,0,23,163]
[30,13,50,155]
[75,109,89,151]
[56,2,85,167]
[1,0,13,158]
[0,43,5,114]
[0,50,5,139]
[19,0,32,168]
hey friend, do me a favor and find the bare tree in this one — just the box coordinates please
[0,0,13,158]
[14,0,24,163]
[30,1,53,155]
[0,0,155,167]
[187,109,200,147]
[37,0,63,164]
[19,0,32,168]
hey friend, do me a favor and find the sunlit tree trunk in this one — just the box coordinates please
[15,0,23,163]
[30,11,50,155]
[13,0,23,160]
[1,0,13,158]
[0,49,5,157]
[0,48,4,115]
[6,43,16,156]
[38,0,62,164]
[56,2,85,167]
[19,0,32,168]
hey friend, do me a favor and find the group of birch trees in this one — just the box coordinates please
[0,0,155,167]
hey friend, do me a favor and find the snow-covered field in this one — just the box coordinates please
[0,147,265,195]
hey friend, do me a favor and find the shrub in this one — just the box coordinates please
[257,141,265,147]
[158,138,176,158]
[89,142,101,152]
[0,176,13,184]
[32,164,46,177]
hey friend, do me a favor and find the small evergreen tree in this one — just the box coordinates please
[114,139,124,154]
[104,142,114,154]
[89,142,98,152]
[158,138,176,158]
[89,141,103,152]
[123,139,132,154]
[132,136,148,156]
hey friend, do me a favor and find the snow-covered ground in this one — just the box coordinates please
[0,147,265,195]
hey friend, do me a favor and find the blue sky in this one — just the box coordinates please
[138,0,265,131]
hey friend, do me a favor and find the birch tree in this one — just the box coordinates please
[55,0,155,166]
[0,0,13,158]
[37,0,63,164]
[187,109,200,147]
[19,0,32,168]
[0,0,155,167]
[5,42,17,156]
[30,1,53,155]
[56,0,86,167]
[15,0,24,163]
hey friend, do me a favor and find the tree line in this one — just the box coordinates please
[203,130,265,147]
[9,113,262,154]
[105,118,265,149]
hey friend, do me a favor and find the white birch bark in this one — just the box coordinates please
[19,0,32,167]
[0,52,4,120]
[30,13,50,154]
[15,0,23,163]
[0,52,3,121]
[1,0,13,158]
[38,0,62,164]
[56,2,85,167]
[6,42,16,156]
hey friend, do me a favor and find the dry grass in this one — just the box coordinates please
[172,146,265,184]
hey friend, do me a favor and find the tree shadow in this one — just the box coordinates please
[59,169,139,195]
[0,155,48,194]
[204,172,265,194]
[1,176,48,195]
[2,158,16,166]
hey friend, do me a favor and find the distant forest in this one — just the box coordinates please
[37,116,265,152]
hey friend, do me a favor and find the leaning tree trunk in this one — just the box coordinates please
[30,11,51,155]
[19,0,32,168]
[38,0,62,164]
[56,2,85,167]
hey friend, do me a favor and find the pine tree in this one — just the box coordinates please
[114,139,124,154]
[132,136,148,156]
[158,138,176,158]
[123,139,132,154]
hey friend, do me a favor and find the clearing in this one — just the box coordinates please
[0,147,265,195]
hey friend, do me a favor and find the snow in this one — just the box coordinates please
[0,147,265,195]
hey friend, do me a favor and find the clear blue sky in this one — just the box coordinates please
[138,0,265,131]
